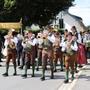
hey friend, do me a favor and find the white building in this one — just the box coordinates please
[53,10,87,32]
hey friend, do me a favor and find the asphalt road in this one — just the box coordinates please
[0,59,90,90]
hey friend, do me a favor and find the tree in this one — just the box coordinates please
[4,0,16,10]
[0,0,4,11]
[0,0,75,26]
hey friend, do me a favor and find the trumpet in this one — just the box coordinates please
[23,37,28,44]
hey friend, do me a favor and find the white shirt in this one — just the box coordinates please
[4,38,16,48]
[48,34,55,43]
[28,38,37,46]
[83,33,90,43]
[60,41,78,52]
[22,38,37,48]
[13,36,18,46]
[37,38,43,45]
[4,40,9,48]
[77,33,82,44]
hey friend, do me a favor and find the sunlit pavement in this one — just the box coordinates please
[73,59,90,90]
[0,59,89,90]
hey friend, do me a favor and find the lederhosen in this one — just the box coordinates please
[64,41,76,69]
[24,38,36,77]
[4,41,17,76]
[64,41,77,81]
[6,42,17,64]
[36,38,43,71]
[41,38,54,80]
[73,32,79,72]
[53,38,63,71]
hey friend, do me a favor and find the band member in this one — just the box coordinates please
[0,35,3,65]
[71,26,79,72]
[61,32,78,83]
[19,31,28,69]
[22,31,37,78]
[3,33,17,76]
[83,31,90,59]
[40,30,54,81]
[53,32,63,72]
[17,34,23,66]
[0,35,3,67]
[36,32,43,71]
[61,29,69,67]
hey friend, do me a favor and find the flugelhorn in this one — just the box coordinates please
[9,41,16,49]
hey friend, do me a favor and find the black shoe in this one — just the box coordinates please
[60,69,64,72]
[19,66,23,70]
[75,70,79,73]
[13,73,17,76]
[54,69,57,72]
[22,74,27,78]
[17,61,20,66]
[45,67,47,70]
[2,73,8,77]
[40,77,45,81]
[0,64,2,67]
[31,74,35,77]
[0,60,3,62]
[64,79,69,83]
[50,76,54,79]
[71,77,74,81]
[78,65,83,68]
[64,65,65,67]
[27,66,30,69]
[36,68,39,71]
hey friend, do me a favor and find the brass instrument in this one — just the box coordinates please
[8,41,16,49]
[66,38,75,56]
[22,36,28,44]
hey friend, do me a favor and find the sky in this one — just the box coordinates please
[69,0,90,26]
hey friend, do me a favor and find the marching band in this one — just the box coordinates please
[0,25,89,83]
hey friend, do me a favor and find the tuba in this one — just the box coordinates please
[8,39,16,49]
[9,42,16,49]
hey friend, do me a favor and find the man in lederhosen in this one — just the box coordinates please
[53,32,63,72]
[61,32,78,83]
[36,32,43,71]
[22,31,37,78]
[71,26,82,72]
[40,30,54,81]
[3,31,17,76]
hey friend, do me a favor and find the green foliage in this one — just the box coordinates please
[0,0,75,26]
[0,0,4,10]
[0,29,8,36]
[4,0,16,10]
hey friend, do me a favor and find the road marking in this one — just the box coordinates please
[58,66,86,90]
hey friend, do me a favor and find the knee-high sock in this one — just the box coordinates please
[6,63,9,74]
[25,64,27,75]
[32,64,35,76]
[65,70,69,80]
[60,60,63,70]
[13,62,17,74]
[53,60,56,70]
